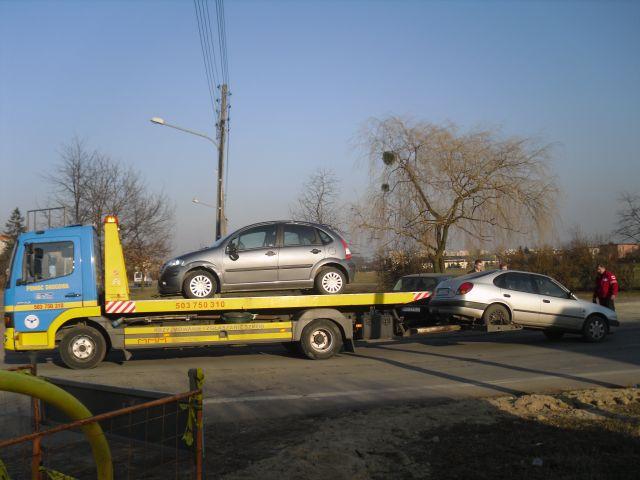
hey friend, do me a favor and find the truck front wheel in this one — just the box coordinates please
[59,326,107,369]
[299,319,343,360]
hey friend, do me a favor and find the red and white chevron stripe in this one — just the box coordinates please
[412,291,431,301]
[105,300,136,314]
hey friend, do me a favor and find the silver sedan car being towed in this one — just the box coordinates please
[429,270,619,342]
[158,221,355,298]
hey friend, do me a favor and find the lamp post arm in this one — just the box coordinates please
[162,122,218,146]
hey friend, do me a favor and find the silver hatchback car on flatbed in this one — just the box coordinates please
[159,221,356,298]
[429,270,619,342]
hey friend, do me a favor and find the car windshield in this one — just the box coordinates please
[393,276,442,292]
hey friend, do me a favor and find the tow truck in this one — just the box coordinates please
[3,215,441,369]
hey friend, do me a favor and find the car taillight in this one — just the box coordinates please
[340,238,352,260]
[457,282,474,295]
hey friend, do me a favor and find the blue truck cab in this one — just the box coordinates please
[4,225,102,351]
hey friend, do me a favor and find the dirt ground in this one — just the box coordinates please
[205,387,640,480]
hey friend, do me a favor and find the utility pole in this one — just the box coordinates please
[216,84,228,241]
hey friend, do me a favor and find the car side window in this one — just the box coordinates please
[283,225,320,246]
[22,241,74,283]
[229,225,277,251]
[534,276,568,298]
[317,229,333,245]
[497,272,537,294]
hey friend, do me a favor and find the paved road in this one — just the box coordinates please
[4,301,639,423]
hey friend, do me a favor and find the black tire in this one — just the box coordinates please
[314,267,346,295]
[543,329,565,340]
[299,319,343,360]
[582,315,608,343]
[482,304,510,326]
[281,341,302,356]
[182,270,217,299]
[59,326,107,369]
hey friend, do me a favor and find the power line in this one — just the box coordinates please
[193,0,218,116]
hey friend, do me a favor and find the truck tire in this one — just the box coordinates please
[314,268,346,295]
[482,304,510,326]
[299,319,343,360]
[183,270,217,298]
[59,326,107,369]
[582,315,607,343]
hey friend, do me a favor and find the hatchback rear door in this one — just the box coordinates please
[277,224,326,282]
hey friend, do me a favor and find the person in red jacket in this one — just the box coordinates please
[593,264,618,311]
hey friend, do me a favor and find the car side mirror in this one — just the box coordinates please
[226,243,239,261]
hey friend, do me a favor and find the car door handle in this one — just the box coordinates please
[65,293,81,298]
[265,251,276,256]
[503,294,511,298]
[310,249,321,254]
[543,299,551,303]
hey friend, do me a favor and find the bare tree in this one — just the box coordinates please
[354,117,558,272]
[290,168,342,229]
[616,192,640,242]
[47,139,175,274]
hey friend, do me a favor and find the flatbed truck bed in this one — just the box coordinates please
[3,216,436,369]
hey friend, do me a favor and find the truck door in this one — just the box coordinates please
[12,237,83,333]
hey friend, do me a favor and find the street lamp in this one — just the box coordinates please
[151,116,225,240]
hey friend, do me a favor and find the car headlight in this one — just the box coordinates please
[162,259,185,271]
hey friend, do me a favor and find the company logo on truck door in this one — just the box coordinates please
[105,301,136,314]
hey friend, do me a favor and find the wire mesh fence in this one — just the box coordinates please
[1,365,203,480]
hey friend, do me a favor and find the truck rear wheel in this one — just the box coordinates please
[59,325,107,369]
[299,319,343,360]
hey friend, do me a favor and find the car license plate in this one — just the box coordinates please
[402,307,422,313]
[437,288,450,296]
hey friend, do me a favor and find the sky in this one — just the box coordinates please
[1,0,639,256]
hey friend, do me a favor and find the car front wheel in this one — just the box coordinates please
[183,270,217,298]
[582,315,608,342]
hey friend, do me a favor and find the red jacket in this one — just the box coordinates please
[594,270,618,299]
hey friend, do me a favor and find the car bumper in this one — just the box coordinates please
[609,319,620,327]
[158,266,187,295]
[428,299,487,320]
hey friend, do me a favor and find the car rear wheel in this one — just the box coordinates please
[582,315,607,342]
[59,325,107,369]
[482,304,510,326]
[543,329,565,340]
[299,319,343,360]
[314,267,346,295]
[183,270,217,298]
